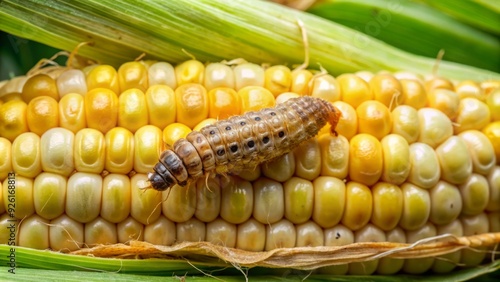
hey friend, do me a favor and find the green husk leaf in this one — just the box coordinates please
[0,0,499,81]
[307,0,500,72]
[419,0,500,36]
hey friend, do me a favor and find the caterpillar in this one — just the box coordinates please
[147,96,341,191]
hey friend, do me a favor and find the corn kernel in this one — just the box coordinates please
[455,80,484,100]
[349,223,386,275]
[74,128,105,174]
[162,123,191,148]
[144,216,176,246]
[369,74,403,110]
[145,85,176,130]
[58,93,86,134]
[49,214,84,252]
[0,100,29,142]
[162,183,196,223]
[329,101,357,140]
[206,218,236,248]
[220,176,253,224]
[66,172,102,223]
[400,79,427,109]
[175,83,209,129]
[356,100,392,140]
[175,60,204,86]
[486,88,500,121]
[377,227,406,274]
[204,63,235,91]
[253,177,284,224]
[371,182,403,231]
[236,218,265,251]
[459,173,489,216]
[33,172,66,220]
[294,139,321,180]
[56,69,88,97]
[321,224,353,274]
[459,130,496,175]
[26,96,59,136]
[3,176,34,219]
[460,213,489,266]
[208,87,240,119]
[349,134,383,186]
[310,74,340,102]
[381,134,410,185]
[0,138,12,181]
[118,88,148,133]
[427,89,460,120]
[117,217,144,243]
[342,181,372,231]
[418,108,453,148]
[40,128,75,176]
[118,62,148,92]
[425,77,454,92]
[18,214,49,250]
[265,218,296,250]
[238,86,275,112]
[265,65,292,97]
[432,220,463,273]
[296,221,324,247]
[11,132,41,178]
[403,222,436,274]
[134,125,163,173]
[194,177,221,222]
[177,218,205,242]
[454,98,490,134]
[408,143,440,189]
[148,62,177,89]
[429,181,462,225]
[399,183,431,231]
[85,88,118,134]
[391,105,419,144]
[262,152,295,182]
[130,173,161,225]
[487,166,500,212]
[85,217,117,246]
[86,65,120,94]
[193,118,217,132]
[104,127,134,174]
[482,121,500,163]
[436,136,473,185]
[283,177,313,224]
[290,69,313,95]
[234,63,264,90]
[21,74,59,103]
[337,73,372,108]
[318,134,349,179]
[313,176,345,228]
[101,174,131,223]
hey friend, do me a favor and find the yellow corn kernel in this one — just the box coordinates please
[33,172,66,220]
[275,92,300,104]
[459,173,489,215]
[399,183,431,231]
[0,214,12,244]
[40,128,75,176]
[118,61,148,92]
[290,69,313,95]
[264,65,292,97]
[65,172,102,223]
[0,76,27,97]
[408,143,440,189]
[296,221,324,247]
[21,74,59,103]
[262,152,295,182]
[265,218,296,250]
[18,214,49,250]
[194,177,221,222]
[118,88,148,133]
[337,73,372,108]
[459,130,496,175]
[391,105,419,144]
[349,133,383,186]
[134,125,163,173]
[0,138,12,181]
[26,96,59,136]
[235,167,261,182]
[400,79,427,109]
[460,213,489,266]
[318,134,349,179]
[74,128,105,173]
[455,80,484,100]
[148,62,177,89]
[482,121,500,163]
[144,216,176,246]
[293,139,321,180]
[377,227,406,274]
[481,80,500,94]
[193,118,217,132]
[236,218,265,251]
[162,123,191,148]
[454,97,491,134]
[436,136,473,184]
[49,214,84,252]
[234,63,265,90]
[204,63,235,91]
[310,74,340,102]
[0,182,3,214]
[368,74,403,110]
[371,182,403,231]
[356,100,392,140]
[162,183,196,223]
[356,71,374,82]
[175,83,209,129]
[86,65,120,94]
[341,181,372,231]
[418,108,453,148]
[104,127,134,174]
[429,181,462,225]
[220,177,253,224]
[3,176,33,219]
[283,177,313,224]
[56,69,88,97]
[403,222,436,274]
[381,134,410,185]
[427,89,460,120]
[321,224,354,274]
[85,217,117,246]
[117,217,144,243]
[349,224,386,275]
[425,76,454,92]
[130,173,161,225]
[238,86,275,112]
[85,88,118,134]
[177,217,205,242]
[432,220,463,273]
[0,92,23,103]
[58,93,86,134]
[312,176,345,228]
[329,101,357,140]
[208,87,240,119]
[206,218,237,247]
[0,100,28,142]
[487,88,500,121]
[101,174,131,223]
[144,85,176,130]
[487,166,500,211]
[175,59,204,86]
[11,132,41,178]
[253,177,284,224]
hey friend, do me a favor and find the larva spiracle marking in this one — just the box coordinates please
[147,96,341,191]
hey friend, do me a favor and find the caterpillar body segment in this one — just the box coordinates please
[148,96,341,191]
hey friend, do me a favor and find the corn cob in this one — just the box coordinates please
[0,60,499,275]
